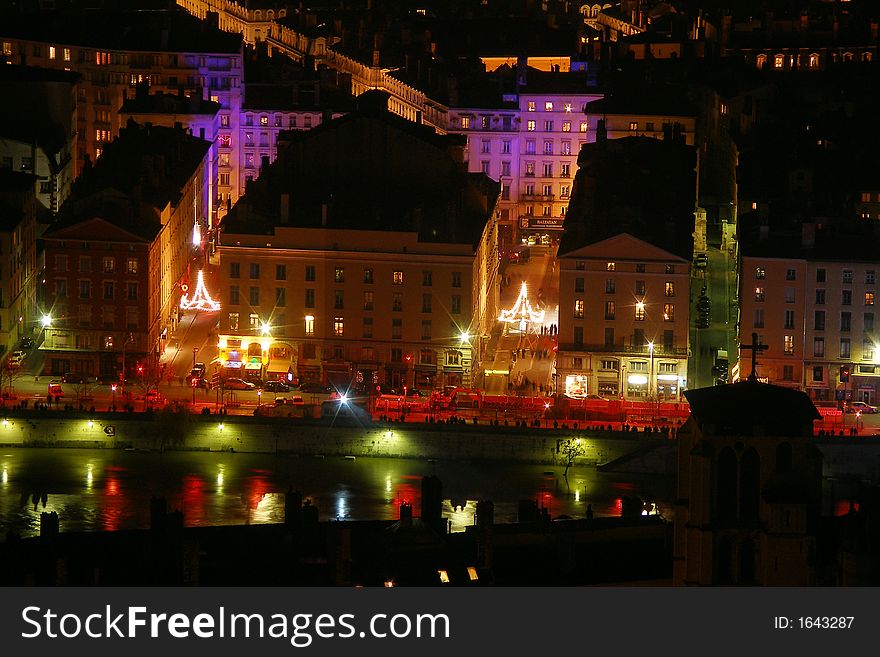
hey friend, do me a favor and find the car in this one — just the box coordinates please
[697,316,710,328]
[695,253,709,268]
[144,390,164,404]
[263,380,290,393]
[846,401,878,414]
[19,337,34,349]
[224,377,256,390]
[61,372,87,384]
[189,376,210,389]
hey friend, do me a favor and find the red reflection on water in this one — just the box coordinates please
[102,472,123,531]
[613,498,623,515]
[395,482,420,513]
[105,476,119,496]
[245,475,269,510]
[834,500,859,516]
[182,474,206,525]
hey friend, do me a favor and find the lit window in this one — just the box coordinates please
[784,335,794,354]
[304,315,315,336]
[774,54,784,69]
[754,287,765,302]
[460,116,470,129]
[49,46,56,59]
[635,301,646,321]
[393,271,404,285]
[574,299,584,318]
[755,267,765,279]
[664,304,674,321]
[260,115,268,126]
[629,121,638,131]
[564,103,572,113]
[127,258,138,274]
[545,101,553,111]
[606,262,616,271]
[334,268,344,283]
[866,292,875,306]
[527,120,536,132]
[665,282,674,297]
[579,122,588,132]
[527,101,535,112]
[333,316,344,336]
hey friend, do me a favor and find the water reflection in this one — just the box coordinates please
[0,449,674,539]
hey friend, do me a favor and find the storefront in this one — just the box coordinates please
[656,374,681,401]
[414,364,438,391]
[324,365,352,391]
[519,215,565,242]
[243,359,263,384]
[626,374,649,398]
[564,374,588,398]
[267,344,295,382]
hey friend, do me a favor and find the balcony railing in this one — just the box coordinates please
[558,343,688,357]
[520,193,555,201]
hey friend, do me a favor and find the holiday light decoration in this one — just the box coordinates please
[180,270,221,312]
[498,281,545,331]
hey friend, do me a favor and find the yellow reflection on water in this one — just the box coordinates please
[86,463,94,491]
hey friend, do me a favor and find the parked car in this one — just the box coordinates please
[61,372,87,384]
[695,253,709,268]
[263,380,290,393]
[19,337,34,349]
[697,316,710,329]
[224,378,256,390]
[8,350,25,367]
[846,401,878,414]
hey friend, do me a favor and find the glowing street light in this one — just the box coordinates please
[260,321,272,336]
[459,330,471,344]
[41,314,52,328]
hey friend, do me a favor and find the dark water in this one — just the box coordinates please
[0,449,674,538]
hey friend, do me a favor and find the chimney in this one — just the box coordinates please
[801,222,815,248]
[279,192,289,224]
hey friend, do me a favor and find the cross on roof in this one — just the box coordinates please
[741,332,768,382]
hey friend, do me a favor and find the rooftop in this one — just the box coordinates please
[584,87,696,118]
[120,85,220,117]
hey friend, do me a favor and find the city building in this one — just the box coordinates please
[557,234,690,400]
[675,380,822,586]
[557,136,697,401]
[0,6,243,225]
[0,65,80,213]
[39,122,210,377]
[0,169,41,356]
[216,91,500,390]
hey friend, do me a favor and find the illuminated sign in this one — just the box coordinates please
[180,270,221,312]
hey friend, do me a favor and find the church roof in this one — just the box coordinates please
[684,380,820,437]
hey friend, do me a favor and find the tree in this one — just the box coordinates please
[156,402,193,450]
[0,360,26,401]
[71,378,98,408]
[132,358,174,407]
[560,438,585,477]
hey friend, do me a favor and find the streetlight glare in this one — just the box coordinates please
[261,322,272,336]
[41,314,52,327]
[459,330,470,343]
[340,394,348,404]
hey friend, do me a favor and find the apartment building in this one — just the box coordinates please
[39,123,210,377]
[0,7,243,225]
[216,91,499,390]
[0,170,41,355]
[448,69,602,243]
[557,234,690,400]
[0,65,80,213]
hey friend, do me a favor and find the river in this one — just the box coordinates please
[0,448,675,538]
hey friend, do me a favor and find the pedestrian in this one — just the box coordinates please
[47,393,52,406]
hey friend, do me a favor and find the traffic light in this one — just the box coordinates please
[137,363,144,376]
[840,366,850,382]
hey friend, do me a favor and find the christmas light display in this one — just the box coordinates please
[180,270,221,312]
[497,281,545,331]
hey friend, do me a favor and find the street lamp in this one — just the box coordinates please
[41,314,52,328]
[120,333,134,399]
[647,341,656,425]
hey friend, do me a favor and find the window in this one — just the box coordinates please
[774,54,785,69]
[666,265,676,274]
[646,122,655,132]
[527,120,536,131]
[127,258,138,274]
[526,140,536,155]
[635,303,646,321]
[230,262,241,279]
[260,115,268,126]
[79,280,91,299]
[843,270,854,284]
[55,255,68,272]
[600,360,618,371]
[276,288,286,307]
[392,318,402,340]
[579,121,588,133]
[502,140,511,154]
[542,163,552,177]
[755,266,765,279]
[305,265,316,282]
[868,270,876,285]
[452,272,462,288]
[604,328,615,346]
[276,264,286,281]
[574,299,584,318]
[629,121,638,132]
[574,326,584,344]
[304,315,315,336]
[392,271,404,285]
[561,163,571,177]
[813,366,823,381]
[606,262,616,272]
[228,312,239,331]
[55,279,67,298]
[421,320,432,340]
[249,287,260,306]
[362,317,373,338]
[560,184,570,197]
[334,317,344,336]
[525,161,535,176]
[665,282,675,297]
[389,293,404,312]
[867,292,875,306]
[841,312,852,332]
[605,301,615,320]
[840,338,851,359]
[575,261,585,271]
[481,139,490,154]
[302,343,316,359]
[422,294,432,313]
[334,290,344,309]
[814,338,825,357]
[754,287,765,302]
[305,289,315,308]
[421,270,433,287]
[754,308,764,328]
[816,268,826,282]
[575,277,584,293]
[635,280,646,295]
[864,312,875,333]
[543,141,553,155]
[786,268,796,281]
[605,279,615,294]
[102,257,115,273]
[544,121,553,132]
[127,283,138,301]
[784,309,795,329]
[562,121,571,133]
[79,256,91,273]
[219,173,230,185]
[363,291,374,311]
[451,295,461,314]
[229,285,239,305]
[460,116,470,129]
[249,263,260,279]
[785,288,795,303]
[864,339,874,360]
[782,365,794,381]
[664,304,674,322]
[816,289,826,304]
[814,311,825,331]
[334,268,344,283]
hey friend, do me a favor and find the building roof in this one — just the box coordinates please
[44,191,161,243]
[67,121,211,213]
[684,380,821,437]
[120,86,220,117]
[0,7,241,54]
[584,88,696,118]
[223,90,497,248]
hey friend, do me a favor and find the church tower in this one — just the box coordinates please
[674,380,823,585]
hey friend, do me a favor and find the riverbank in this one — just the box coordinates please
[0,410,665,466]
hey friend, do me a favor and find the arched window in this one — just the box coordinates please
[717,536,735,583]
[739,538,756,583]
[718,447,737,522]
[756,54,767,70]
[774,54,785,69]
[254,10,262,20]
[740,447,761,522]
[775,442,792,473]
[809,53,819,68]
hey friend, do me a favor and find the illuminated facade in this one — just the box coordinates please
[557,234,690,400]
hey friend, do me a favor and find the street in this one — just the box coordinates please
[690,245,737,389]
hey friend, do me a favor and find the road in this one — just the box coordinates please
[690,245,737,389]
[483,245,559,395]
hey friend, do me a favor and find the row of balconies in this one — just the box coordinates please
[559,342,688,357]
